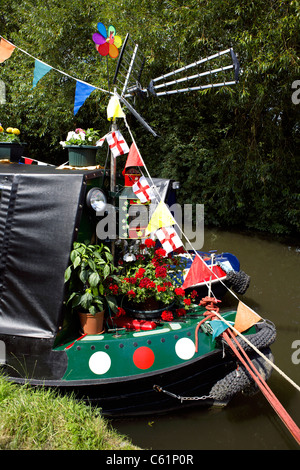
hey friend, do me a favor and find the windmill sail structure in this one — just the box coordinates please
[113,34,158,137]
[146,48,240,97]
[113,34,146,97]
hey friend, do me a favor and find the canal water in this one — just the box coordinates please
[111,228,300,450]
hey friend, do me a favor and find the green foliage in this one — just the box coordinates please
[1,0,299,234]
[0,374,138,450]
[64,242,119,315]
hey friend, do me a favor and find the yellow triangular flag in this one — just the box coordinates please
[234,301,262,334]
[107,95,125,121]
[146,201,176,235]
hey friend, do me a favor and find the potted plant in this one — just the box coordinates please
[64,242,119,334]
[60,128,101,167]
[0,124,26,162]
[117,239,198,321]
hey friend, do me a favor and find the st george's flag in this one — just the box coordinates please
[156,226,183,254]
[132,176,155,203]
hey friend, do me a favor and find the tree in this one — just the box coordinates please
[0,0,299,234]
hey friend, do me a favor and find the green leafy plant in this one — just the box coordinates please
[64,242,119,315]
[60,128,100,147]
[0,125,21,143]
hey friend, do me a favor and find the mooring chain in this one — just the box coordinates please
[153,385,214,403]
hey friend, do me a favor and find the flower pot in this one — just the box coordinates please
[78,310,105,335]
[0,142,27,162]
[125,299,174,321]
[66,145,98,167]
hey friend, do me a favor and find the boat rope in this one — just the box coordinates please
[222,329,300,445]
[210,309,300,394]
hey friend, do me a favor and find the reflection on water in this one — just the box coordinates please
[111,228,300,450]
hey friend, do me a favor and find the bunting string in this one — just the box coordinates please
[0,35,112,114]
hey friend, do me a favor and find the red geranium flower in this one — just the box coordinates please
[135,267,146,278]
[155,266,167,278]
[109,284,119,295]
[176,308,186,317]
[161,310,174,321]
[116,307,126,317]
[139,277,152,288]
[157,285,166,292]
[163,281,172,287]
[127,290,136,298]
[175,287,185,297]
[183,298,191,306]
[145,238,155,248]
[155,248,166,258]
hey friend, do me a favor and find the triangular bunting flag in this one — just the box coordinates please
[209,319,234,341]
[132,176,155,203]
[234,301,262,333]
[95,133,109,147]
[32,59,52,88]
[107,95,125,121]
[156,226,182,254]
[0,38,15,63]
[74,81,96,115]
[182,255,217,289]
[106,131,129,157]
[146,201,176,235]
[123,143,144,175]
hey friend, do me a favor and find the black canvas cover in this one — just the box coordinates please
[0,165,87,339]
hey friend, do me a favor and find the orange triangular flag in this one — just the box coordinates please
[0,39,15,63]
[234,301,261,333]
[182,255,217,289]
[122,143,144,175]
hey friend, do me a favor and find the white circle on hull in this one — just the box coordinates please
[175,338,195,360]
[89,351,111,375]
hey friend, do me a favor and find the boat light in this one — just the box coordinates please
[86,187,107,213]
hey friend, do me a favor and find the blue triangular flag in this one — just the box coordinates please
[32,59,52,88]
[209,319,234,341]
[74,81,96,115]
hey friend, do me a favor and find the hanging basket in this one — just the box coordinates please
[78,310,105,335]
[66,145,98,167]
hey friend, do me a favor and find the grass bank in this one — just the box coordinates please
[0,374,139,450]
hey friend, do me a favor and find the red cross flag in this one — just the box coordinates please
[106,130,129,157]
[132,176,155,203]
[156,226,182,254]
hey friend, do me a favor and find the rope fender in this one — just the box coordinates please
[222,320,277,353]
[225,270,250,295]
[209,347,274,402]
